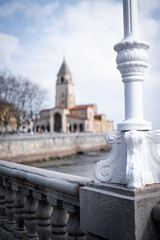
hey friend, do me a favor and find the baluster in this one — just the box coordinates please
[48,198,68,240]
[0,180,6,235]
[64,204,86,240]
[3,182,16,238]
[34,193,52,240]
[22,190,38,240]
[12,185,26,240]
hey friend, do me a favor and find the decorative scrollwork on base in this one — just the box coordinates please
[155,168,160,182]
[92,160,115,183]
[92,131,121,183]
[152,131,160,143]
[106,131,118,144]
[125,130,144,154]
[92,130,160,188]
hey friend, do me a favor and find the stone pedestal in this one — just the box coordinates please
[80,183,160,240]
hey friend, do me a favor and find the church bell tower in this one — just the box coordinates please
[56,60,75,109]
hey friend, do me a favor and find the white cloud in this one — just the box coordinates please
[136,1,160,129]
[0,0,59,22]
[0,1,24,17]
[138,0,160,18]
[0,33,20,69]
[24,2,59,22]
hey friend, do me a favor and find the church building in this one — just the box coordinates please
[35,60,113,133]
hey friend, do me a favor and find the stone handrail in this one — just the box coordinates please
[0,160,90,240]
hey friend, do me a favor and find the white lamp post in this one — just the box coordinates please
[93,0,160,188]
[114,0,151,131]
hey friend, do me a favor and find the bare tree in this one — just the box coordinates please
[0,100,18,132]
[0,70,47,132]
[0,71,19,132]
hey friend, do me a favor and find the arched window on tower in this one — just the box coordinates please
[61,77,64,83]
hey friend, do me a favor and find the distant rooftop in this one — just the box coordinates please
[40,108,51,112]
[67,114,85,120]
[71,104,96,110]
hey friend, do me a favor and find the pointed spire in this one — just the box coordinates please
[57,59,71,76]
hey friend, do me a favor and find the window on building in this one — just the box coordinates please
[41,125,45,132]
[61,77,64,83]
[36,125,40,132]
[79,124,84,132]
[54,113,61,132]
[74,124,77,132]
[47,125,50,132]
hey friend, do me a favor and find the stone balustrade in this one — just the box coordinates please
[0,160,90,240]
[0,159,160,240]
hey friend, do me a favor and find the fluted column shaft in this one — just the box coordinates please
[123,0,137,38]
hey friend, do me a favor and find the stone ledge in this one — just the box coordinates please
[80,183,160,240]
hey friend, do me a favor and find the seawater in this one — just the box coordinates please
[42,150,111,178]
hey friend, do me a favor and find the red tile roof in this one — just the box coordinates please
[94,114,104,120]
[71,104,95,110]
[41,106,68,112]
[56,106,68,109]
[67,114,85,120]
[40,108,51,112]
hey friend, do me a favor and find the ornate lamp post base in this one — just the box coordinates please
[114,38,152,132]
[93,130,160,188]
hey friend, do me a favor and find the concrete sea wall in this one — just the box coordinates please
[0,133,110,163]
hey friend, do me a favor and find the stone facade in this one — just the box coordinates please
[0,133,109,163]
[34,109,51,132]
[35,60,113,133]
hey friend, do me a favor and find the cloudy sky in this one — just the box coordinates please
[0,0,160,130]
